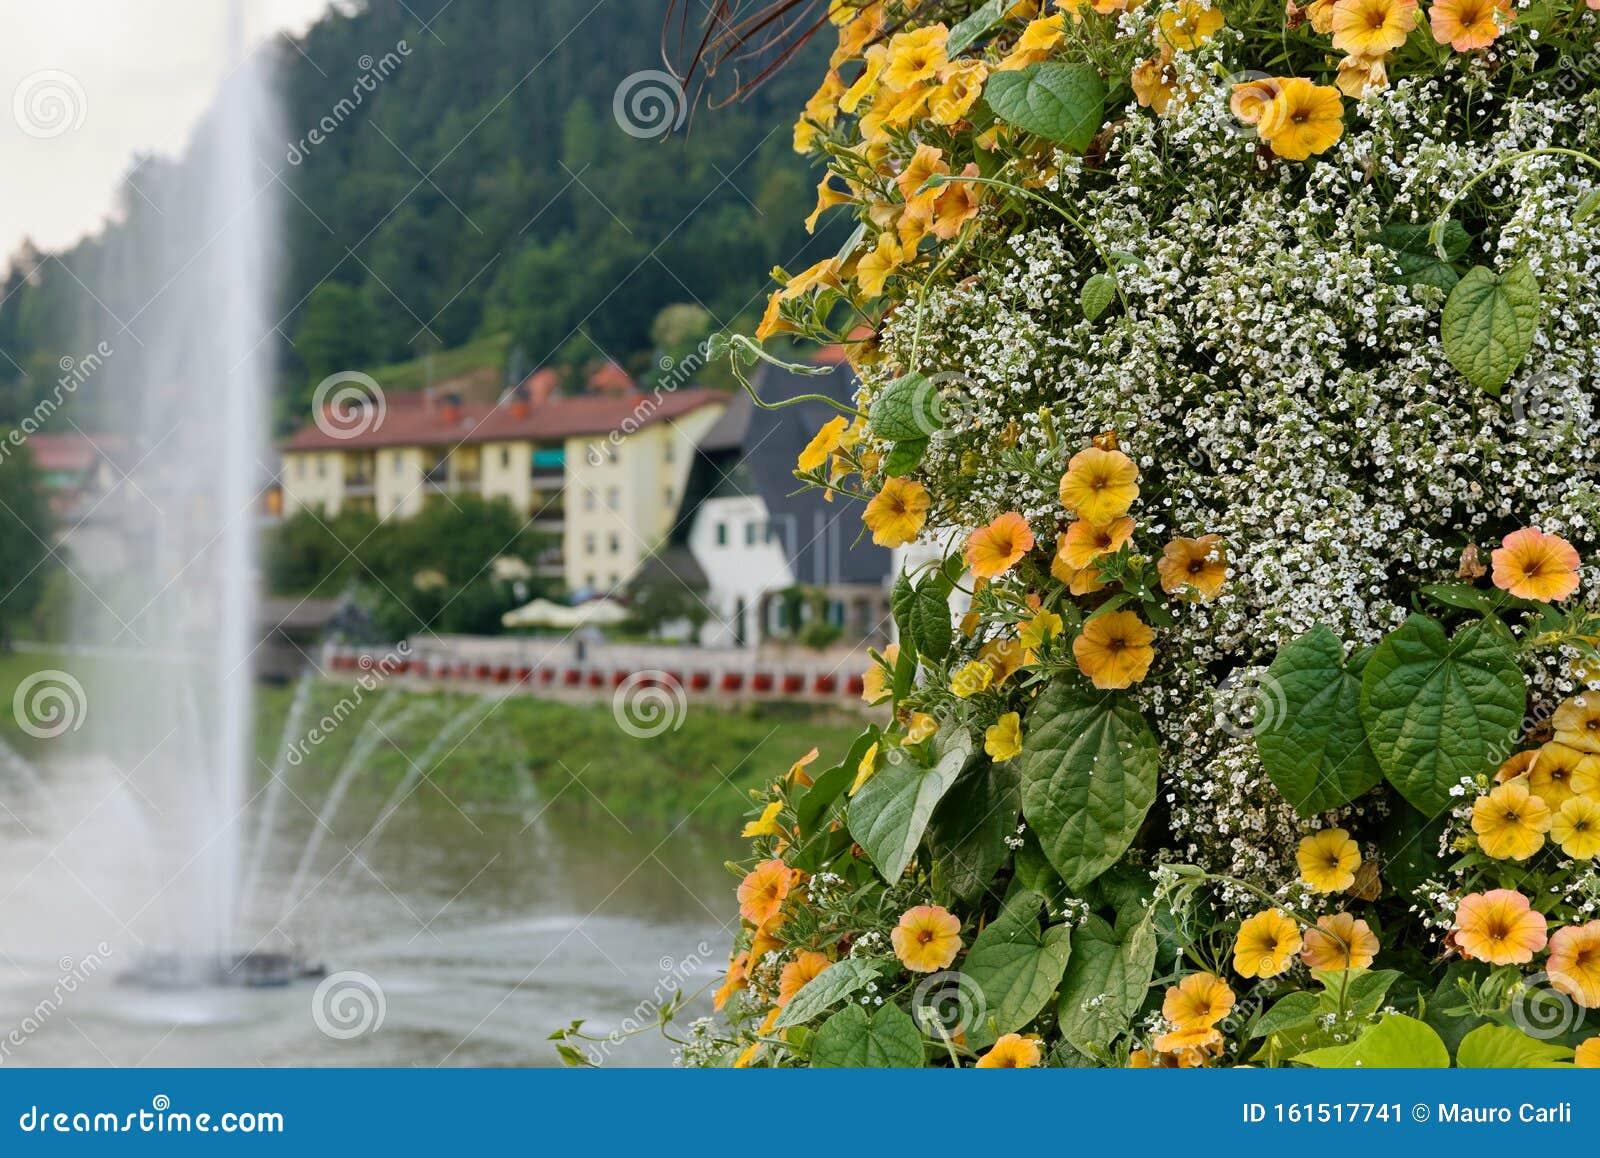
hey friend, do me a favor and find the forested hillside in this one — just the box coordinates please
[0,0,835,429]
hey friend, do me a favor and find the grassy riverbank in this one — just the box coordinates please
[0,650,866,833]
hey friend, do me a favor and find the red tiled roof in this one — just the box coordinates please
[281,387,726,452]
[24,433,126,471]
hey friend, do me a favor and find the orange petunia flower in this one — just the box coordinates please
[862,477,930,547]
[975,1032,1043,1067]
[1330,0,1418,57]
[1301,912,1380,971]
[1157,534,1227,600]
[1428,0,1512,51]
[713,951,749,1011]
[1060,516,1135,570]
[891,904,962,972]
[1256,77,1345,161]
[776,950,832,1007]
[1548,921,1600,1008]
[1162,972,1236,1028]
[966,512,1036,578]
[737,859,794,924]
[1491,527,1580,601]
[1452,889,1548,965]
[1073,610,1155,689]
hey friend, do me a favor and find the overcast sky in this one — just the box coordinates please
[1,0,335,261]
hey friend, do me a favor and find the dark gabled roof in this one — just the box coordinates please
[740,362,890,588]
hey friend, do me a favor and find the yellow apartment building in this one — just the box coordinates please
[280,381,726,594]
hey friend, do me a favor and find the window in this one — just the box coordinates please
[584,491,597,512]
[500,448,511,469]
[393,452,404,475]
[585,573,596,587]
[608,533,620,554]
[316,457,326,478]
[606,486,621,508]
[745,522,757,546]
[664,486,675,508]
[295,458,306,478]
[664,441,674,463]
[715,522,728,546]
[584,533,597,555]
[606,443,618,463]
[607,573,619,587]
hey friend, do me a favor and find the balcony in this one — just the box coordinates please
[345,474,375,495]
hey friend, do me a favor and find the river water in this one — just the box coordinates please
[0,751,729,1067]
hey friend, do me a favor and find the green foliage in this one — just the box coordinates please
[0,436,56,640]
[890,557,959,663]
[1079,272,1117,321]
[1455,1024,1574,1068]
[1440,262,1542,395]
[811,1002,924,1067]
[962,890,1072,1037]
[773,959,884,1030]
[848,729,972,883]
[926,752,1019,904]
[1255,624,1382,816]
[1360,614,1525,814]
[1056,913,1157,1055]
[983,62,1106,152]
[1294,1013,1451,1068]
[868,372,939,442]
[1020,683,1159,888]
[1378,219,1471,292]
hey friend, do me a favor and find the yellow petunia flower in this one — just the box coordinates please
[742,801,784,838]
[891,904,962,972]
[1553,694,1600,754]
[1233,909,1302,978]
[1256,78,1345,161]
[1530,741,1592,807]
[1453,889,1547,965]
[849,742,880,796]
[804,176,852,234]
[906,712,940,743]
[1162,972,1235,1028]
[1428,0,1512,52]
[840,43,889,113]
[787,747,820,787]
[713,951,748,1011]
[975,1033,1042,1067]
[1151,1024,1222,1058]
[996,15,1064,71]
[1061,516,1135,570]
[1018,608,1064,651]
[1058,446,1139,523]
[862,643,899,704]
[862,477,930,547]
[1329,0,1418,57]
[1230,77,1282,125]
[967,511,1036,579]
[1496,749,1539,783]
[1336,53,1388,99]
[798,415,849,473]
[1073,611,1156,690]
[1131,52,1180,116]
[855,233,908,298]
[1578,1037,1600,1068]
[1471,780,1551,861]
[927,59,987,126]
[1157,535,1227,600]
[1157,0,1226,51]
[984,712,1023,762]
[951,659,994,698]
[1552,796,1600,860]
[883,24,949,91]
[895,143,948,203]
[1297,828,1362,893]
[1300,912,1379,971]
[979,637,1031,686]
[1490,527,1580,602]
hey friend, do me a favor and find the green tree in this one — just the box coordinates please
[0,436,56,644]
